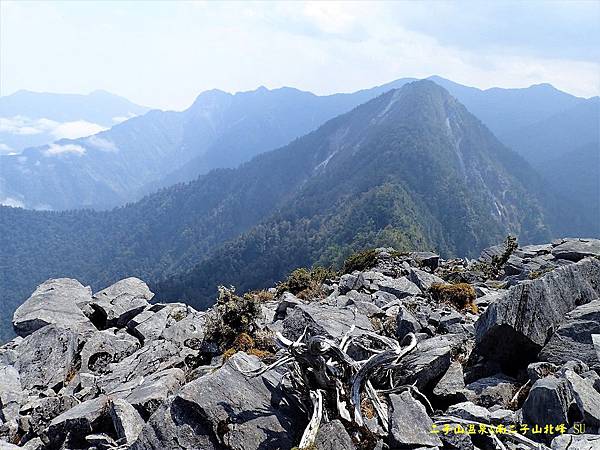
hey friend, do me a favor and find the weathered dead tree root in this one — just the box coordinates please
[242,329,418,448]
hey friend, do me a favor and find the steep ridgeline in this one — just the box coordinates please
[0,81,555,341]
[0,81,416,210]
[157,81,555,305]
[0,90,149,155]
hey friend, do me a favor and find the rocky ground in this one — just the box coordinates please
[1,237,600,450]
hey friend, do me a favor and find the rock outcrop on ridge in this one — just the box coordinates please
[1,238,599,450]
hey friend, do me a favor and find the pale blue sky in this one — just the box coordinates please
[1,1,598,110]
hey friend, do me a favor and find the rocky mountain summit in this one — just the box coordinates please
[1,237,599,450]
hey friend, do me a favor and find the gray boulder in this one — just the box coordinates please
[109,398,145,444]
[15,325,80,391]
[12,278,95,337]
[475,257,600,368]
[19,395,78,435]
[594,334,600,364]
[433,361,466,401]
[408,267,445,292]
[377,276,422,298]
[132,353,300,450]
[465,374,519,408]
[90,277,153,328]
[124,368,186,419]
[539,300,600,367]
[338,273,365,294]
[98,339,185,394]
[388,391,442,448]
[129,304,189,344]
[394,335,452,388]
[0,365,22,425]
[315,420,355,450]
[160,309,206,348]
[396,306,421,339]
[563,369,600,427]
[278,303,373,341]
[552,238,600,261]
[80,328,140,374]
[410,251,440,271]
[45,395,111,448]
[522,376,572,428]
[446,401,491,423]
[551,433,600,450]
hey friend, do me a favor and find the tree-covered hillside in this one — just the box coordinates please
[0,81,573,340]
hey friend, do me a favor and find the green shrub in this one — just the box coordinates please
[342,249,378,274]
[204,286,262,351]
[276,266,336,300]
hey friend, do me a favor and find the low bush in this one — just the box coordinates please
[430,282,478,313]
[342,249,379,274]
[276,266,336,300]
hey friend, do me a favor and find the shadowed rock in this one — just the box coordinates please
[539,300,600,367]
[475,257,600,369]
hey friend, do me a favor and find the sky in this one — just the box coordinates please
[1,0,599,110]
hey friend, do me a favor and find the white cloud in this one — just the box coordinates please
[1,1,598,109]
[0,197,25,208]
[0,116,106,140]
[112,112,138,123]
[85,135,118,152]
[43,143,86,156]
[0,116,57,135]
[50,120,107,140]
[0,143,15,155]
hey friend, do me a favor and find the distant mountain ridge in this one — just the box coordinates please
[0,80,413,210]
[0,81,560,340]
[1,76,591,211]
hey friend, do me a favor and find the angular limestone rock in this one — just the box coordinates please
[475,258,600,368]
[132,353,300,450]
[15,325,80,391]
[90,277,153,328]
[12,278,95,337]
[388,391,442,448]
[539,300,600,367]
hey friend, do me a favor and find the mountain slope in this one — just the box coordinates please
[539,142,600,236]
[1,78,588,211]
[0,80,556,341]
[0,90,149,154]
[0,82,415,210]
[501,97,599,164]
[158,82,554,306]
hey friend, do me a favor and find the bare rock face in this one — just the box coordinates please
[15,325,81,391]
[80,328,140,375]
[132,353,301,450]
[89,277,153,328]
[539,299,600,367]
[2,238,600,450]
[388,391,442,448]
[522,376,572,430]
[12,279,96,338]
[551,238,600,262]
[475,257,600,369]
